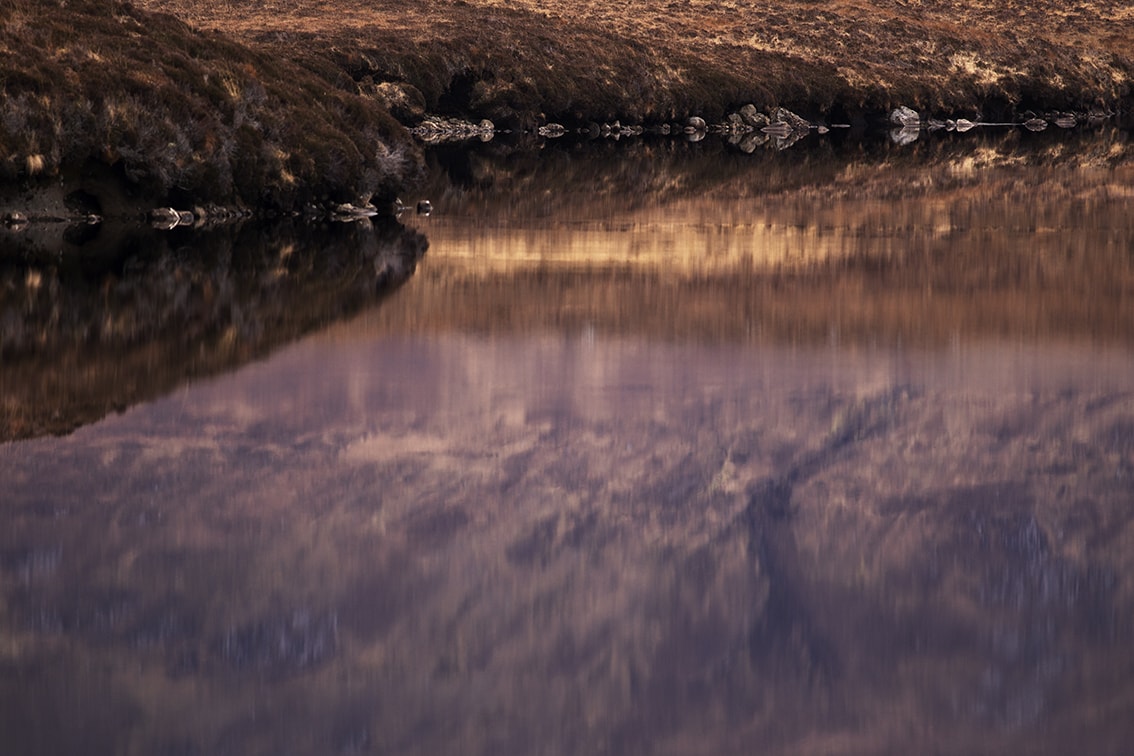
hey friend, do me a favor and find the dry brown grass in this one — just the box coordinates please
[138,0,1133,124]
[4,0,1129,202]
[0,0,419,204]
[2,0,1129,207]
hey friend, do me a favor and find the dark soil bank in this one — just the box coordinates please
[3,0,1133,211]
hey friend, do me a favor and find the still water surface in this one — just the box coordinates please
[2,131,1134,754]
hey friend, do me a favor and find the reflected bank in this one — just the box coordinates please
[1,216,427,441]
[399,128,1134,346]
[2,129,1134,755]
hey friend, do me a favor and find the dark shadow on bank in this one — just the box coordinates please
[0,215,427,442]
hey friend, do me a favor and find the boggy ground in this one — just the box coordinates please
[139,0,1134,127]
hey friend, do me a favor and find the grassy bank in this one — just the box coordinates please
[141,0,1133,128]
[0,0,419,209]
[2,0,1132,208]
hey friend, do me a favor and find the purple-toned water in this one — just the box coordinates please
[3,131,1133,754]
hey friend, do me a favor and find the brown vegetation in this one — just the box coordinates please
[2,0,1131,205]
[140,0,1133,126]
[0,0,419,206]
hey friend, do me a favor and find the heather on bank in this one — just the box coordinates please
[0,0,418,207]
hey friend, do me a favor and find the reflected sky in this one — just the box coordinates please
[3,132,1134,755]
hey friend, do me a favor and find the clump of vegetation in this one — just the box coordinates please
[0,0,420,207]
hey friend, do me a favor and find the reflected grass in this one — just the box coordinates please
[385,130,1134,348]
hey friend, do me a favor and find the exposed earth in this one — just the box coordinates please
[1,0,1132,209]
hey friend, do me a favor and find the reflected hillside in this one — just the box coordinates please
[417,128,1133,224]
[4,335,1133,755]
[385,130,1134,346]
[0,218,426,441]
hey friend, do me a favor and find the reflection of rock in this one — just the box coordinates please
[684,115,707,133]
[735,130,770,152]
[890,125,921,145]
[331,202,381,222]
[412,116,495,143]
[537,122,567,137]
[148,207,197,230]
[761,120,794,138]
[1052,113,1077,129]
[3,210,29,228]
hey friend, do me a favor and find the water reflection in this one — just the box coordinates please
[1,216,426,441]
[2,131,1134,755]
[402,129,1134,346]
[3,335,1133,754]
